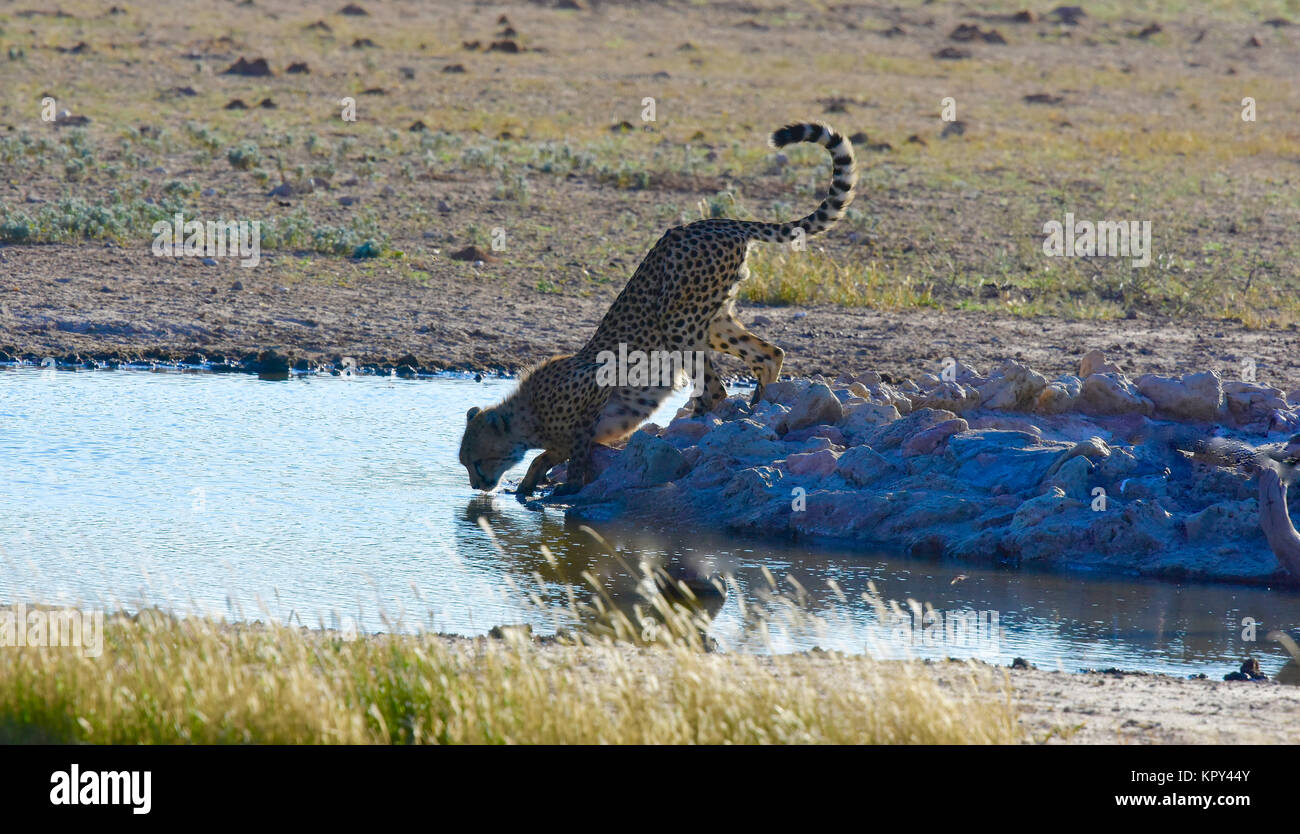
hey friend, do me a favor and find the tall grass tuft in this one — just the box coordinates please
[742,248,938,309]
[0,525,1020,744]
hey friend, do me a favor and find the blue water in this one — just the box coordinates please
[2,366,1297,677]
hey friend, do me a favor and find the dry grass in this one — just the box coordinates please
[0,602,1019,737]
[0,607,1021,744]
[743,247,938,309]
[0,531,1021,744]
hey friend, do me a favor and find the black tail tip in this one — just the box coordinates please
[771,123,813,148]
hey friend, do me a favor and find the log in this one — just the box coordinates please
[1257,468,1300,578]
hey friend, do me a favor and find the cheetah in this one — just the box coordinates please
[461,121,857,498]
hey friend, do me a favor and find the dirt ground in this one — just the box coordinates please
[3,241,1299,390]
[1,0,1298,391]
[986,663,1300,744]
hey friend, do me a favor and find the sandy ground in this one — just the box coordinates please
[983,663,1300,744]
[4,241,1298,393]
[515,637,1300,744]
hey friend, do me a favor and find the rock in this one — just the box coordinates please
[760,379,808,406]
[722,466,783,504]
[948,430,1066,491]
[901,418,968,457]
[911,380,981,413]
[865,408,959,451]
[951,359,985,382]
[977,360,1048,411]
[1136,371,1223,421]
[967,416,1042,436]
[1079,349,1121,377]
[603,431,688,488]
[253,349,290,378]
[1076,373,1154,416]
[782,424,848,446]
[449,245,495,263]
[222,57,273,77]
[1011,487,1083,530]
[778,382,843,433]
[488,624,531,640]
[1221,381,1289,428]
[697,419,784,460]
[1184,499,1259,542]
[661,417,714,446]
[848,381,912,414]
[785,448,841,478]
[1050,6,1086,25]
[1036,375,1082,414]
[680,454,734,490]
[835,445,896,487]
[563,363,1300,586]
[743,400,790,432]
[907,533,949,557]
[837,401,901,443]
[1042,454,1093,499]
[1043,437,1111,480]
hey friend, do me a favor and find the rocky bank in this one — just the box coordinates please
[539,351,1300,586]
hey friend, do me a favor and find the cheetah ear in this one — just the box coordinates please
[466,406,481,423]
[484,410,510,434]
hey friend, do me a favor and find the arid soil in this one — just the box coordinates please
[970,661,1300,744]
[4,242,1298,392]
[1,0,1298,392]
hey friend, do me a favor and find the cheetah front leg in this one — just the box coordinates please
[517,449,563,500]
[707,311,785,405]
[552,420,597,496]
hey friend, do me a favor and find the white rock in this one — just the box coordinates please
[910,380,981,413]
[1136,370,1222,421]
[780,382,843,433]
[835,445,895,487]
[1076,373,1153,416]
[1079,349,1121,377]
[977,360,1048,411]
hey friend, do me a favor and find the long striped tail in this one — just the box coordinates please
[743,122,857,243]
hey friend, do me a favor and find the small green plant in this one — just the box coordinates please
[226,142,262,170]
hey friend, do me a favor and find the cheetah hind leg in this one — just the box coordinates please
[707,312,784,405]
[597,386,674,440]
[688,356,727,416]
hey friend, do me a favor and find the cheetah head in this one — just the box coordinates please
[460,406,526,490]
